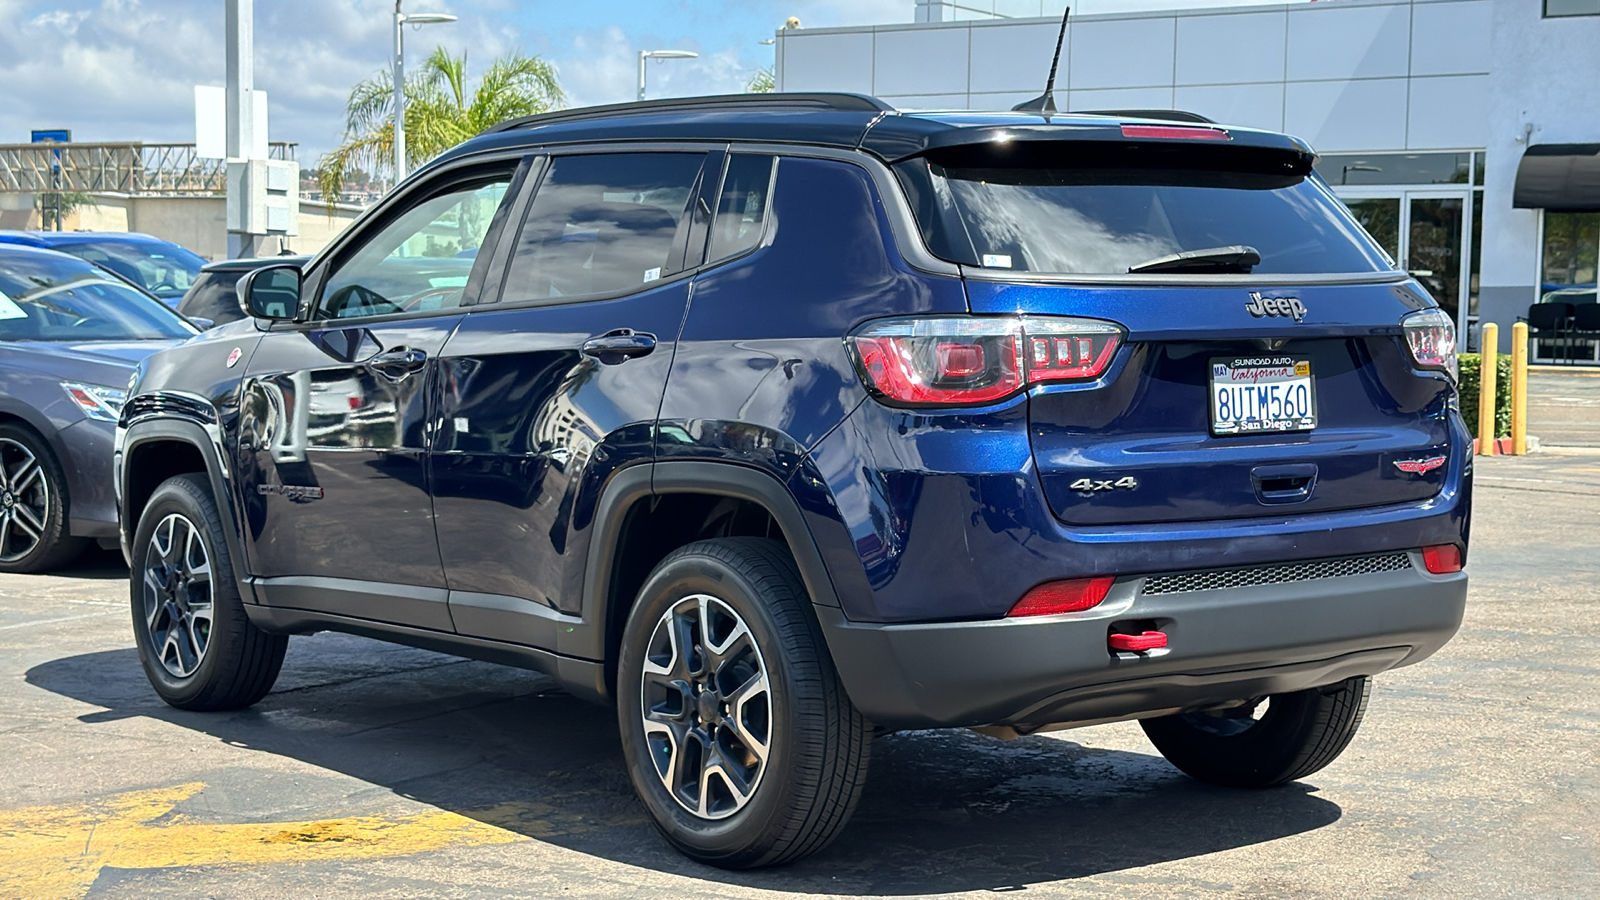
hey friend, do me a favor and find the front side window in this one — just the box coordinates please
[0,253,197,342]
[900,143,1393,277]
[319,174,512,320]
[504,152,706,302]
[709,154,776,263]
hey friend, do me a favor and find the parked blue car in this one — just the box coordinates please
[0,244,198,571]
[0,231,207,308]
[116,93,1470,868]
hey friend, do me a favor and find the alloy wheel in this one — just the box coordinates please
[640,593,772,820]
[0,437,51,565]
[141,514,215,678]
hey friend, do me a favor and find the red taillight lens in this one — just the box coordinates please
[1421,544,1463,574]
[1008,576,1115,617]
[848,316,1123,407]
[1120,124,1231,141]
[1402,308,1457,381]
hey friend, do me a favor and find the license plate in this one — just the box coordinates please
[1209,356,1316,435]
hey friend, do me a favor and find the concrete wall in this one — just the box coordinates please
[1477,0,1600,351]
[0,192,362,261]
[777,0,1491,153]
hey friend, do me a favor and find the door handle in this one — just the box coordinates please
[366,346,428,379]
[581,329,657,365]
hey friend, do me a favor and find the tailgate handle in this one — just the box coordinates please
[1251,463,1317,505]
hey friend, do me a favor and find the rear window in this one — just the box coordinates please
[897,142,1392,277]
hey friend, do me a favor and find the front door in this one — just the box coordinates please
[238,167,521,629]
[430,149,713,644]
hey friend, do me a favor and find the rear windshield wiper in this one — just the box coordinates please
[1128,245,1261,274]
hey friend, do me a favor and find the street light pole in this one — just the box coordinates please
[637,50,699,102]
[392,2,457,184]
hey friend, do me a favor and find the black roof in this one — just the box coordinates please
[430,92,1313,172]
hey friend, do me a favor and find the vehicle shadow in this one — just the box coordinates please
[50,547,129,581]
[26,635,1342,895]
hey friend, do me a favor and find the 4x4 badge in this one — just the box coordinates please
[1394,456,1446,475]
[1245,292,1308,322]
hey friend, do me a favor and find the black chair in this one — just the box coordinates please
[1525,302,1576,363]
[1569,303,1600,364]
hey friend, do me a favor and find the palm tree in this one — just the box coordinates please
[319,47,565,201]
[746,67,775,93]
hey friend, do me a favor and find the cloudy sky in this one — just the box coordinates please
[0,0,914,163]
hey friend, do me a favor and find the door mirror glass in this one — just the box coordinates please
[237,265,302,322]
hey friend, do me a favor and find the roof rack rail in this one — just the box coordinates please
[1075,109,1217,125]
[481,92,896,136]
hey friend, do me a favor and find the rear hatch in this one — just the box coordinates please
[894,123,1457,526]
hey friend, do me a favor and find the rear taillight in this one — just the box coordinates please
[1402,308,1457,381]
[1421,544,1463,574]
[1008,576,1115,617]
[1120,124,1231,141]
[847,316,1123,407]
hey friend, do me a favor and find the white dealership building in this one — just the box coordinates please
[775,0,1600,359]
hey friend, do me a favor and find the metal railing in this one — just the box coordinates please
[0,142,296,195]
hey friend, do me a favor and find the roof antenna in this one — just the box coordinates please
[1012,7,1069,117]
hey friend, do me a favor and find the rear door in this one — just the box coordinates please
[430,149,713,641]
[901,135,1456,527]
[238,163,522,628]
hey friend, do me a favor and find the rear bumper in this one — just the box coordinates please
[818,555,1466,730]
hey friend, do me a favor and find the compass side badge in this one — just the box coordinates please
[226,347,242,368]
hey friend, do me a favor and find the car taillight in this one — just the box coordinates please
[1421,544,1463,574]
[1008,577,1115,617]
[847,316,1123,407]
[1402,308,1457,381]
[1121,124,1231,141]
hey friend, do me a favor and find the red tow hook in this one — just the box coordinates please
[1108,631,1168,653]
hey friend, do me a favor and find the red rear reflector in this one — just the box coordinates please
[1109,631,1168,652]
[1008,576,1114,617]
[1120,124,1230,141]
[1421,544,1462,574]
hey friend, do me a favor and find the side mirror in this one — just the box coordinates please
[187,316,215,330]
[236,264,302,322]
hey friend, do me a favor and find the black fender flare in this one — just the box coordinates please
[119,416,254,602]
[575,460,843,666]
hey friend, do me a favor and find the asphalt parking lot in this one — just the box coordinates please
[2,413,1597,898]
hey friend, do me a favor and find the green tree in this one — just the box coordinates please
[746,67,775,93]
[319,46,565,201]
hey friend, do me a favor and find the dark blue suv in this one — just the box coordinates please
[115,94,1469,868]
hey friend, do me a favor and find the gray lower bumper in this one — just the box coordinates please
[818,558,1467,730]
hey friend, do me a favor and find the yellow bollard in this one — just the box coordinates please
[1478,322,1498,456]
[1512,321,1529,455]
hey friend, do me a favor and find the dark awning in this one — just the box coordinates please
[1514,144,1600,211]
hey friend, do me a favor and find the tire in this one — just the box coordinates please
[130,473,287,711]
[0,423,88,574]
[1140,676,1372,788]
[616,537,871,869]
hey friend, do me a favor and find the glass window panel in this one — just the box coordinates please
[708,154,776,263]
[1408,197,1464,322]
[320,176,511,319]
[1541,212,1600,302]
[506,153,706,302]
[1545,0,1600,17]
[1315,153,1472,186]
[1343,198,1401,263]
[1469,190,1483,316]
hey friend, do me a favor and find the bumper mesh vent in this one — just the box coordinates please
[1140,552,1413,596]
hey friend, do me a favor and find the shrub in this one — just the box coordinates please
[1458,353,1513,438]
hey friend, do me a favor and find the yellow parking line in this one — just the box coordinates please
[0,782,525,899]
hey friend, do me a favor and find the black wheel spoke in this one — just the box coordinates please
[0,439,49,562]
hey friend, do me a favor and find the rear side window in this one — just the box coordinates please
[504,152,706,302]
[898,143,1392,277]
[708,154,775,263]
